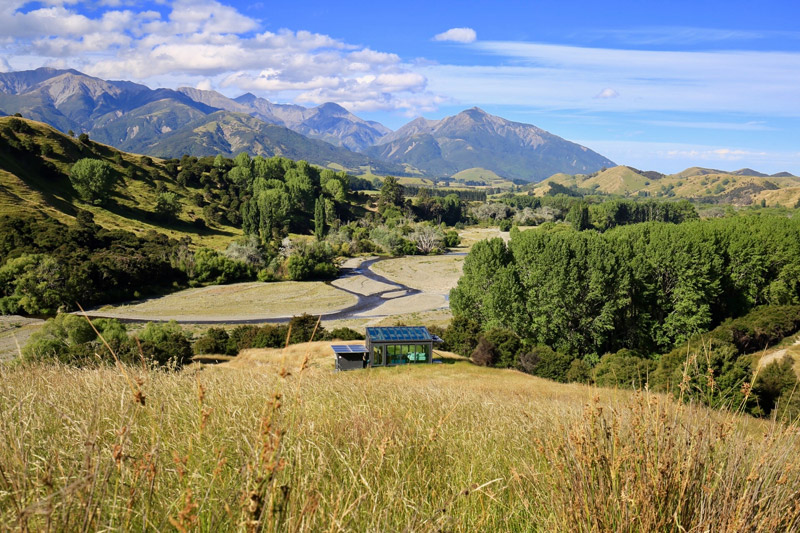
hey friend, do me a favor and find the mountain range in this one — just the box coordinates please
[0,67,614,181]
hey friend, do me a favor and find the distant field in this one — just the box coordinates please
[91,281,357,321]
[371,255,464,294]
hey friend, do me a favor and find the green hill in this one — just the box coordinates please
[0,115,241,247]
[534,165,800,205]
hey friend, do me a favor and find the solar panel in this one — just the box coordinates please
[331,345,367,354]
[365,327,432,342]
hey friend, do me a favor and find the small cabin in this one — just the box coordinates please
[365,326,441,367]
[331,326,442,371]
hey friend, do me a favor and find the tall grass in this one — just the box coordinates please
[1,357,800,531]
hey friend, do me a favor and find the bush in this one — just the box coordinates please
[327,327,364,341]
[566,359,592,383]
[753,356,798,417]
[518,346,573,382]
[154,192,181,220]
[135,321,193,367]
[471,337,496,367]
[194,327,232,355]
[444,316,481,357]
[593,349,654,389]
[444,230,461,248]
[21,314,130,366]
[288,314,325,344]
[482,328,521,368]
[191,248,252,285]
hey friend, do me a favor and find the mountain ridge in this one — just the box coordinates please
[367,107,615,181]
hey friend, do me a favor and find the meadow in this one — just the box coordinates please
[1,341,799,532]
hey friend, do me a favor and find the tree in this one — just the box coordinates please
[410,225,444,254]
[154,192,181,220]
[314,195,326,241]
[69,158,117,204]
[379,176,404,209]
[567,202,591,231]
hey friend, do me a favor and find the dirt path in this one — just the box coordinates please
[758,336,800,369]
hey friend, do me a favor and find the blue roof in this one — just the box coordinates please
[331,344,367,354]
[365,326,432,342]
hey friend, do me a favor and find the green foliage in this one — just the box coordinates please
[191,248,252,285]
[69,158,117,204]
[326,327,364,341]
[593,349,654,389]
[378,176,404,210]
[314,195,326,241]
[451,217,800,358]
[566,359,592,383]
[19,314,157,367]
[194,327,233,355]
[753,356,797,417]
[154,191,181,220]
[518,346,573,382]
[480,328,522,368]
[567,202,590,231]
[449,238,520,331]
[136,321,193,367]
[443,315,482,357]
[651,305,800,414]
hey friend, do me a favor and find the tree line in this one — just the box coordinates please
[452,215,800,358]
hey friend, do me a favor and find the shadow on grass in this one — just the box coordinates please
[434,355,471,365]
[102,198,236,238]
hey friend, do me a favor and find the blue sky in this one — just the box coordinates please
[2,0,800,173]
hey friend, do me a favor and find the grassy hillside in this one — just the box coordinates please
[0,116,241,247]
[1,350,799,531]
[536,165,800,205]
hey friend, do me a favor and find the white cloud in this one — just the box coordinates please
[0,57,10,72]
[644,120,773,131]
[421,41,800,115]
[433,27,477,44]
[0,0,440,113]
[196,79,212,91]
[595,88,618,99]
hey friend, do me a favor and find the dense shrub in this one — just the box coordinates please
[443,316,482,357]
[566,359,592,383]
[326,327,364,341]
[135,321,193,367]
[191,248,252,285]
[0,215,184,314]
[593,349,654,389]
[518,346,573,382]
[753,356,798,417]
[194,327,233,355]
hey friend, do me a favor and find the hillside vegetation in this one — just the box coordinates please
[1,354,799,531]
[0,115,240,247]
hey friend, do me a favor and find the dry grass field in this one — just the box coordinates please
[2,342,800,531]
[91,281,357,321]
[371,255,465,294]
